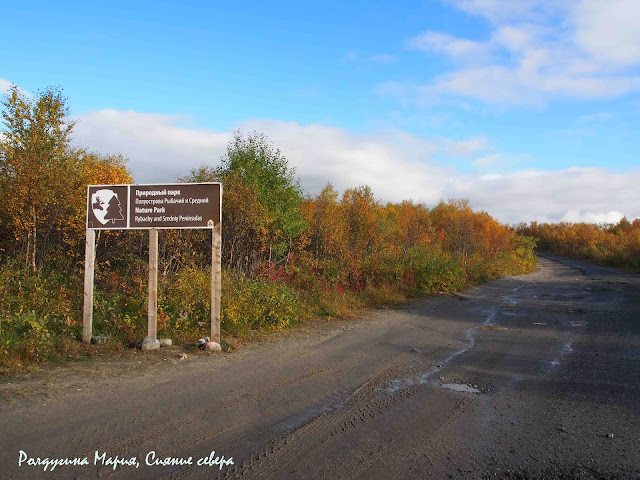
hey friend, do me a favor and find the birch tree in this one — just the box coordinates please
[0,85,75,271]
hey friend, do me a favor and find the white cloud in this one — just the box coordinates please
[445,0,565,24]
[448,167,640,224]
[428,63,640,105]
[236,119,454,203]
[71,109,231,181]
[407,32,490,61]
[441,136,489,156]
[0,78,12,93]
[572,0,640,67]
[560,210,626,224]
[0,78,32,98]
[493,25,540,52]
[387,0,640,105]
[472,152,530,171]
[71,109,640,224]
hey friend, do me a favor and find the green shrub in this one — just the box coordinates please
[158,266,212,341]
[222,271,306,336]
[406,246,465,293]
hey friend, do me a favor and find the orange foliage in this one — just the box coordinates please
[518,218,640,271]
[298,187,536,291]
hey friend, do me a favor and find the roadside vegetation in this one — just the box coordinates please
[517,220,640,272]
[0,85,537,374]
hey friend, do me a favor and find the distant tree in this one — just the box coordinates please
[0,85,75,271]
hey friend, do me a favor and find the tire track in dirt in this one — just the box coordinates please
[96,363,345,479]
[221,363,406,480]
[215,359,472,480]
[137,363,402,480]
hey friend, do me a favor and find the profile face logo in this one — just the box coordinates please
[87,186,128,229]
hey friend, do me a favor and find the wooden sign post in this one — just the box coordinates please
[148,228,158,339]
[83,183,222,344]
[82,229,96,344]
[211,222,222,343]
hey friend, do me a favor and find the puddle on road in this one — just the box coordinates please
[385,327,478,393]
[548,342,574,370]
[386,296,522,394]
[533,322,547,326]
[441,383,481,393]
[483,306,500,326]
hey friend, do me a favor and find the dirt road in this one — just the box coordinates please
[1,254,639,479]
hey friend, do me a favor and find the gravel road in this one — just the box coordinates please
[1,254,639,479]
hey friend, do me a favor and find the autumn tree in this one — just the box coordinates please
[340,186,382,286]
[0,85,75,271]
[385,200,433,251]
[303,184,345,262]
[299,184,349,284]
[221,132,306,262]
[430,199,480,267]
[183,132,307,275]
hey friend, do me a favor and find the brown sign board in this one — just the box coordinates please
[86,183,221,230]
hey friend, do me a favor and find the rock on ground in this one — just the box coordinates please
[91,335,109,345]
[203,341,222,352]
[140,336,160,351]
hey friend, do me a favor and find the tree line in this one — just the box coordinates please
[517,219,640,271]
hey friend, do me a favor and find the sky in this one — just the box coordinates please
[1,0,639,225]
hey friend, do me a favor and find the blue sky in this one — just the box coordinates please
[1,0,639,224]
